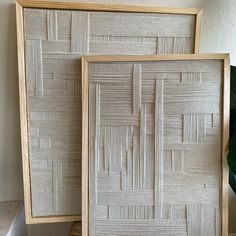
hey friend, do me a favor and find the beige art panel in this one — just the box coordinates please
[82,54,230,236]
[16,0,201,223]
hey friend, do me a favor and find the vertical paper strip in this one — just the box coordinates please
[154,79,163,219]
[215,207,220,236]
[26,40,43,97]
[95,84,100,204]
[133,64,141,114]
[187,204,203,236]
[140,104,146,190]
[47,10,58,40]
[89,83,100,204]
[71,12,89,53]
[52,158,58,215]
[132,134,140,190]
[184,114,206,143]
[197,114,206,142]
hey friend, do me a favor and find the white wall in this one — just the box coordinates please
[1,0,236,235]
[200,0,236,65]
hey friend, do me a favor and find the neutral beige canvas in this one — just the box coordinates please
[87,58,224,236]
[23,7,197,218]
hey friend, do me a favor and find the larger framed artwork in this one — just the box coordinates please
[16,0,202,223]
[82,54,230,236]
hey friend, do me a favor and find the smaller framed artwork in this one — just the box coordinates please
[82,54,230,236]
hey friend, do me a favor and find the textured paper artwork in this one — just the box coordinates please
[21,4,200,219]
[86,57,226,236]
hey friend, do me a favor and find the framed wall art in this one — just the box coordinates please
[82,54,230,236]
[16,0,202,223]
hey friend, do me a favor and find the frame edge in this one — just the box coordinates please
[222,55,230,236]
[16,0,200,15]
[82,54,230,63]
[26,215,82,224]
[82,57,89,236]
[16,1,32,224]
[194,9,203,53]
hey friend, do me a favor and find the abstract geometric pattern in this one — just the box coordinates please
[23,8,196,217]
[88,59,223,236]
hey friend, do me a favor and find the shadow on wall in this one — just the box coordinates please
[27,222,72,236]
[0,1,23,201]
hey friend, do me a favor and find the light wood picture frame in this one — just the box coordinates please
[16,0,202,223]
[82,54,230,236]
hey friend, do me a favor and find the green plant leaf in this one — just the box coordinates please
[229,169,236,194]
[228,66,236,192]
[230,66,236,110]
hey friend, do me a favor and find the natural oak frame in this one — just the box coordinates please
[16,0,202,224]
[82,54,230,236]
